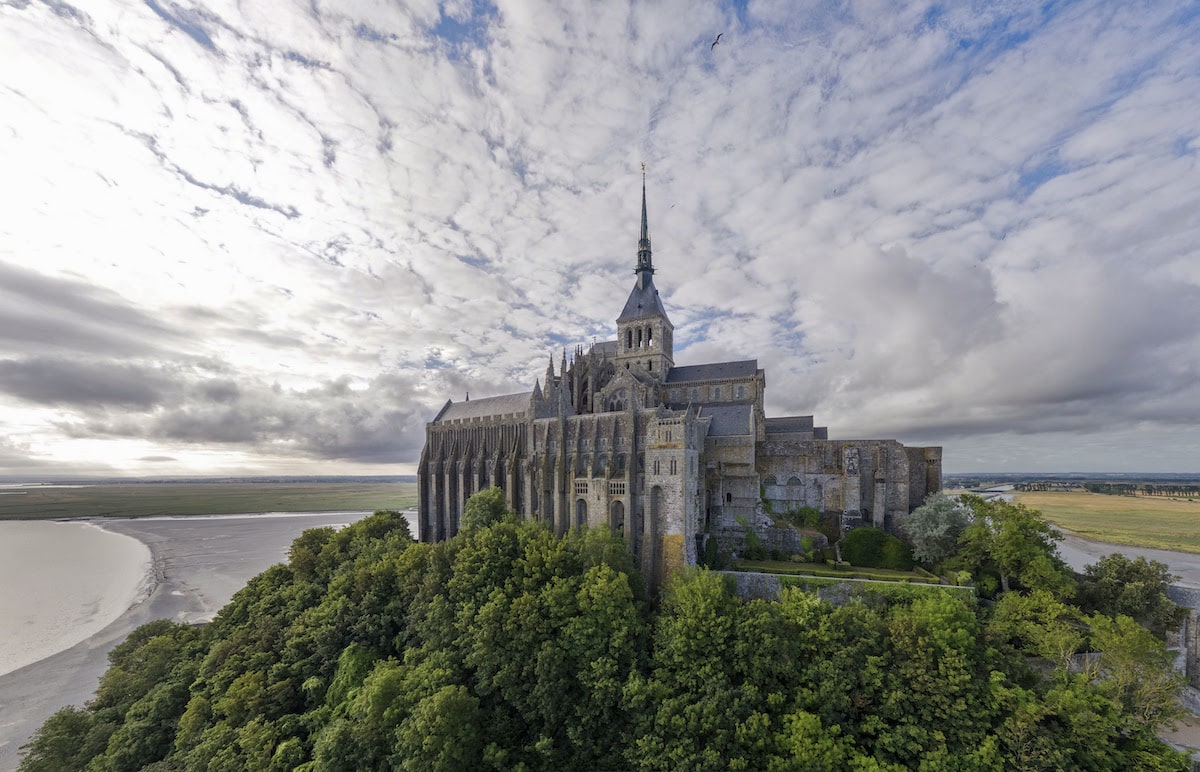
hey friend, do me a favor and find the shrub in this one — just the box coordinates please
[841,527,889,567]
[879,537,914,571]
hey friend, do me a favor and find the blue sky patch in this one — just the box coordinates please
[1018,158,1070,197]
[432,1,496,57]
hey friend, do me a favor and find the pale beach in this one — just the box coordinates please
[0,522,152,678]
[0,511,390,771]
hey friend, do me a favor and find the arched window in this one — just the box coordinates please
[787,476,802,486]
[637,328,643,348]
[763,475,778,485]
[725,492,732,504]
[610,500,625,537]
[646,327,653,346]
[626,329,632,349]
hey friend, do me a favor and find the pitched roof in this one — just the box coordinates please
[698,404,754,436]
[434,391,531,422]
[616,275,669,323]
[766,416,814,433]
[592,339,619,357]
[665,359,759,383]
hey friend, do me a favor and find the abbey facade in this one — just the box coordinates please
[418,183,941,587]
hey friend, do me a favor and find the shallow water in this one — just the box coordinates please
[0,521,152,677]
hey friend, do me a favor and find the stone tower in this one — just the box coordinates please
[614,176,674,377]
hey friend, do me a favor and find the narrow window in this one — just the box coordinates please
[654,459,660,475]
[737,385,745,399]
[670,459,677,475]
[626,329,632,349]
[725,492,732,504]
[647,327,653,346]
[713,387,721,400]
[647,360,652,371]
[637,329,643,348]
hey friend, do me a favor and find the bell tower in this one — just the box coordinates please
[615,169,674,377]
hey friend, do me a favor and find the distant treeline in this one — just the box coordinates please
[1080,483,1200,497]
[1012,482,1079,492]
[947,473,1200,489]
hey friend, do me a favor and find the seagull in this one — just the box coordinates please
[711,33,723,51]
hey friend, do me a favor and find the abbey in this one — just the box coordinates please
[418,181,941,586]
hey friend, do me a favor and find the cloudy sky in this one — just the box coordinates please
[1,0,1198,478]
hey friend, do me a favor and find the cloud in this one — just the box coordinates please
[0,261,181,357]
[50,369,453,464]
[0,358,172,408]
[0,0,1198,475]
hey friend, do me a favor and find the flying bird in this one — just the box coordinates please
[711,33,723,51]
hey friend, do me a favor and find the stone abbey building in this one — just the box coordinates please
[418,181,941,586]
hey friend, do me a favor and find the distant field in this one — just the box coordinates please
[1013,490,1200,554]
[0,482,418,520]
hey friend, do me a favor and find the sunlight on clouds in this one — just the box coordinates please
[1,0,1198,475]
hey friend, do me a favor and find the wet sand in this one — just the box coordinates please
[0,522,152,677]
[0,512,370,772]
[1056,530,1200,588]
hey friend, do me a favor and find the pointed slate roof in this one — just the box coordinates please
[617,276,669,322]
[618,175,671,324]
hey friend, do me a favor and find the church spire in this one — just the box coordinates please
[636,162,653,288]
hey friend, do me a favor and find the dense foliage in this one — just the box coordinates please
[20,495,1192,771]
[840,526,914,571]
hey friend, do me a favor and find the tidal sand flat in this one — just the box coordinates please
[0,511,377,771]
[0,521,152,677]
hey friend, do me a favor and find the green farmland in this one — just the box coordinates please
[0,480,418,520]
[1013,489,1200,554]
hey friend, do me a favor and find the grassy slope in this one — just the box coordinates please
[1014,489,1200,554]
[0,482,418,520]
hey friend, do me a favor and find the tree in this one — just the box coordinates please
[1084,613,1187,735]
[959,498,1074,596]
[459,486,513,532]
[902,492,970,565]
[1076,554,1187,637]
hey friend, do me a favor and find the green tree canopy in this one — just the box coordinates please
[19,495,1191,772]
[1076,553,1187,637]
[959,497,1075,597]
[459,486,514,532]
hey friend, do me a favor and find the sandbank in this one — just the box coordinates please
[0,511,371,772]
[0,522,152,677]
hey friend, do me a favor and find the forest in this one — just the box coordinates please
[18,491,1195,771]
